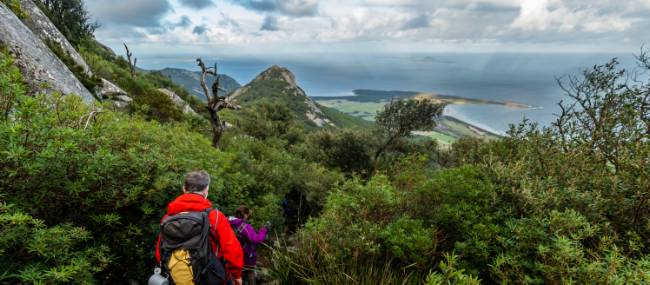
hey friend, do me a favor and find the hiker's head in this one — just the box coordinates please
[183,170,211,198]
[235,206,252,220]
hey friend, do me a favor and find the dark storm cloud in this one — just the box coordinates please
[260,16,279,31]
[193,25,208,35]
[176,16,193,28]
[86,0,172,27]
[179,0,215,10]
[230,0,317,16]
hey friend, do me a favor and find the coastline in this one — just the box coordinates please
[315,97,504,144]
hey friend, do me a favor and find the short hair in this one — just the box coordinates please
[235,206,251,219]
[184,170,210,193]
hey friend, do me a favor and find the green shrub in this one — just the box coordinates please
[0,48,26,121]
[297,129,375,177]
[491,210,650,284]
[46,40,102,93]
[0,203,110,284]
[426,253,481,285]
[234,100,304,144]
[221,135,343,228]
[36,0,98,46]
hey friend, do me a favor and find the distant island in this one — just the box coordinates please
[317,89,532,109]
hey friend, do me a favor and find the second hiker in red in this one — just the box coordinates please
[155,170,244,285]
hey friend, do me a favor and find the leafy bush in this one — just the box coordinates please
[0,203,110,284]
[234,100,304,144]
[222,135,343,228]
[426,254,481,285]
[46,40,102,93]
[36,0,98,46]
[297,129,375,177]
[491,210,650,284]
[0,48,26,120]
[374,98,444,161]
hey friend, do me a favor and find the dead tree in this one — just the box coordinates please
[197,58,240,147]
[123,43,137,78]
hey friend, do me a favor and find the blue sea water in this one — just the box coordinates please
[141,52,638,134]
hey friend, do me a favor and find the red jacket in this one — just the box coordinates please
[155,193,243,279]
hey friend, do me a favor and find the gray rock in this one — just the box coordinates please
[17,0,131,108]
[0,2,94,102]
[112,95,132,103]
[19,0,91,75]
[157,88,197,115]
[96,78,129,100]
[96,78,132,108]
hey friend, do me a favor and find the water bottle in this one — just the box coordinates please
[148,267,169,285]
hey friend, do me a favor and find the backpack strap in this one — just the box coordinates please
[236,223,247,235]
[204,207,220,252]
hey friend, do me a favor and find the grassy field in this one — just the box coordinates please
[317,99,389,121]
[315,98,500,145]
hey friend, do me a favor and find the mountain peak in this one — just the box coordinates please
[254,64,297,87]
[228,65,338,128]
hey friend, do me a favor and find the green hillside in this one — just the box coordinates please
[229,65,371,129]
[156,67,241,100]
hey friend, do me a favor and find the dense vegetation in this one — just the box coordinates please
[0,1,649,283]
[36,0,98,46]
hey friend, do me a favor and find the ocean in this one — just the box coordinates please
[140,52,638,134]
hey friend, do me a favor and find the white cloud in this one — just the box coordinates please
[511,0,632,33]
[87,0,650,56]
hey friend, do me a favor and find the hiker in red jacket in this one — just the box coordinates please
[156,170,244,285]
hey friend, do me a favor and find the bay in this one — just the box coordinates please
[141,52,637,134]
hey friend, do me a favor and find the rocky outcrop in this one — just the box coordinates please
[18,0,91,75]
[96,78,131,108]
[17,0,131,105]
[0,2,94,102]
[304,96,335,127]
[157,88,197,115]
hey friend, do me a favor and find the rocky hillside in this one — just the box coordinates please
[156,67,240,100]
[229,65,370,129]
[0,0,94,101]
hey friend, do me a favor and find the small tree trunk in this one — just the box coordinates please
[207,106,223,147]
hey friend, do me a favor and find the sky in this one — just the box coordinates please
[85,0,650,58]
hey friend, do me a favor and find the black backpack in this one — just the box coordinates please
[159,208,227,285]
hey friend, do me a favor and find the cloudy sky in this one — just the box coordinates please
[85,0,650,57]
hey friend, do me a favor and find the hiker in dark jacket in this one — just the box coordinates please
[228,206,268,285]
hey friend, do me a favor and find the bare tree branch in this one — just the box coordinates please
[196,58,241,147]
[124,43,137,79]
